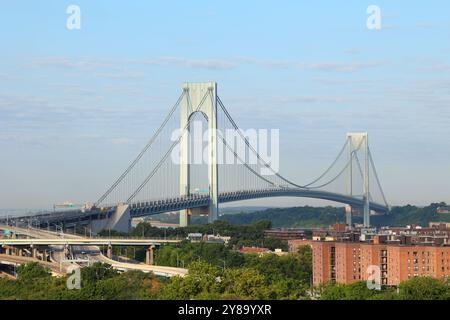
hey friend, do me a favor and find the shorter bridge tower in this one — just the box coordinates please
[346,132,370,228]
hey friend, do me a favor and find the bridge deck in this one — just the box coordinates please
[0,188,388,226]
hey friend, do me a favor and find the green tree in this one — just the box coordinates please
[160,261,222,299]
[80,262,119,286]
[398,277,449,300]
[16,262,51,281]
[222,268,268,299]
[320,281,385,300]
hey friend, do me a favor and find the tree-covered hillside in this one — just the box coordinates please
[221,202,450,228]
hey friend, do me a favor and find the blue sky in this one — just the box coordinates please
[0,1,449,209]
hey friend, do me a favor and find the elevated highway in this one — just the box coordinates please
[0,224,187,277]
[0,238,181,246]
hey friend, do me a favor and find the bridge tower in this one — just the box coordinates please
[346,132,370,228]
[179,82,219,226]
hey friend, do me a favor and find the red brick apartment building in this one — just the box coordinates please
[289,239,450,286]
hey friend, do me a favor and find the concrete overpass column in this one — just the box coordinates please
[31,246,37,259]
[145,245,155,265]
[63,245,70,258]
[107,244,113,259]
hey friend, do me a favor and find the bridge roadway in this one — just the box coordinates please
[1,188,389,227]
[128,188,389,217]
[0,254,64,276]
[0,224,188,277]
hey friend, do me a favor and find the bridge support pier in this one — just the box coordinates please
[145,245,155,265]
[107,244,113,259]
[180,211,191,227]
[89,203,131,234]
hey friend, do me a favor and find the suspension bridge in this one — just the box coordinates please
[2,82,389,233]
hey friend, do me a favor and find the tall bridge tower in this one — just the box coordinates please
[179,82,219,226]
[346,132,370,228]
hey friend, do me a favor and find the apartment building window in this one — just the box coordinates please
[330,247,336,283]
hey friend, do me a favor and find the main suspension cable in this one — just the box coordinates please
[96,92,185,206]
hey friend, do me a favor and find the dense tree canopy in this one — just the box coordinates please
[319,277,450,300]
[221,202,450,228]
[0,263,159,300]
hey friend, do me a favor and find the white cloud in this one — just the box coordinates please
[304,61,385,73]
[235,57,293,68]
[31,56,386,74]
[130,56,236,70]
[32,57,116,70]
[343,48,361,55]
[238,57,386,73]
[110,138,135,145]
